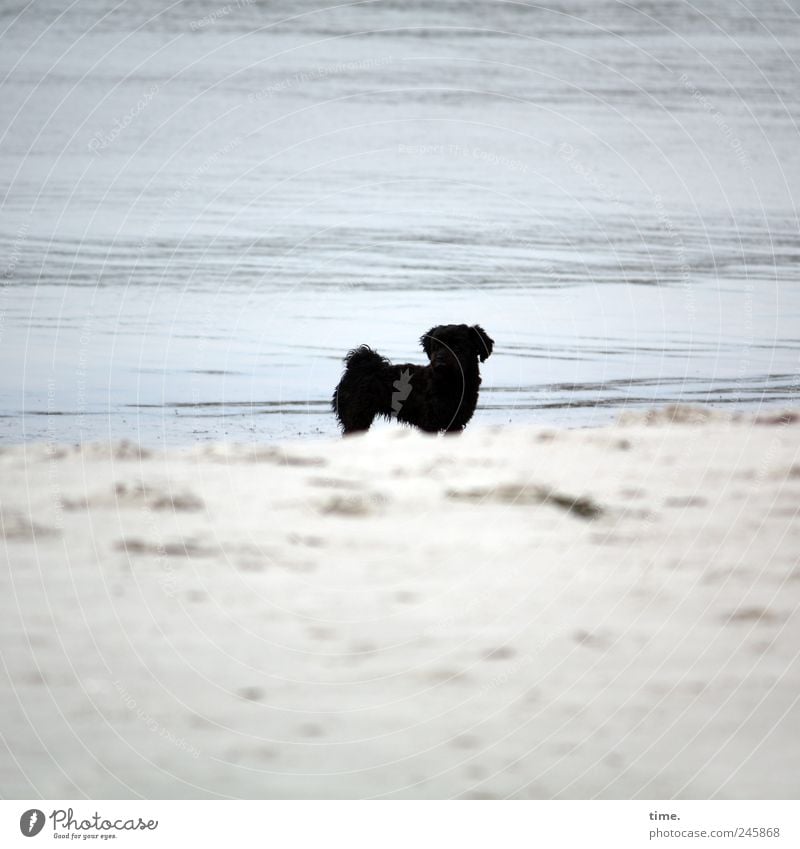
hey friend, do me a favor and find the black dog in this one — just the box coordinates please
[331,324,494,434]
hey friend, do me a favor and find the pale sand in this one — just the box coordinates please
[1,407,798,799]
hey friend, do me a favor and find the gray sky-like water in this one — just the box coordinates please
[1,0,798,443]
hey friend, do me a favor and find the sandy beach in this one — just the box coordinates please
[1,406,798,799]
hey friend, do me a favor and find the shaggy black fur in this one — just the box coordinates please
[331,324,494,435]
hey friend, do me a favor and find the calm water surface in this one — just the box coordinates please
[1,0,799,443]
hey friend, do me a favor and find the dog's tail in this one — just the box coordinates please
[342,345,389,372]
[331,346,392,433]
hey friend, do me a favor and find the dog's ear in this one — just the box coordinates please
[471,325,494,362]
[420,328,436,359]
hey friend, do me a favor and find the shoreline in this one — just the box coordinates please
[3,398,797,448]
[1,406,798,799]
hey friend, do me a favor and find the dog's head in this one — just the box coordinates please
[420,324,495,370]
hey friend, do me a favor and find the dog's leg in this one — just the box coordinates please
[341,413,375,435]
[332,385,376,435]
